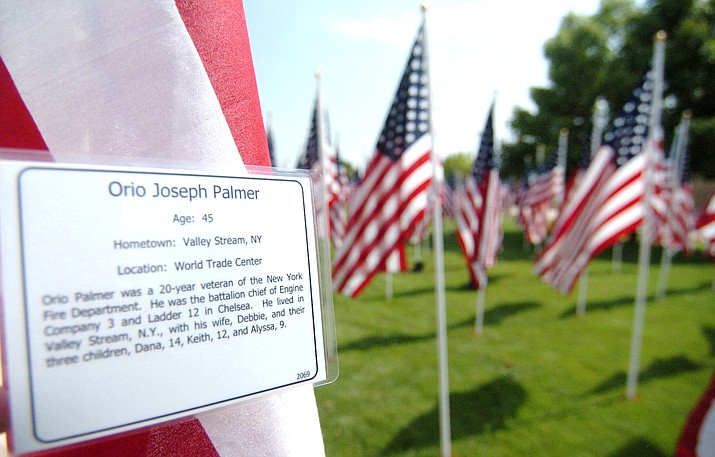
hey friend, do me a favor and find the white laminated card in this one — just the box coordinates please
[0,160,337,454]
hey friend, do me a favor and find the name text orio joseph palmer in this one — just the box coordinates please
[108,181,260,202]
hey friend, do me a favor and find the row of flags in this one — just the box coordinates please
[288,25,714,302]
[535,68,662,295]
[279,11,714,455]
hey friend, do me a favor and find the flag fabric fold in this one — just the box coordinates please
[518,149,565,245]
[332,20,433,297]
[697,193,715,258]
[675,369,715,457]
[454,105,502,289]
[658,117,695,254]
[330,146,349,249]
[296,78,341,244]
[535,69,661,295]
[0,1,326,456]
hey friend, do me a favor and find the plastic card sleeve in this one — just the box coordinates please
[0,157,338,454]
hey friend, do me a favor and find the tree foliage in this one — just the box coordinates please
[443,152,474,187]
[502,0,715,180]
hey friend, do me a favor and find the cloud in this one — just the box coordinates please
[327,13,418,48]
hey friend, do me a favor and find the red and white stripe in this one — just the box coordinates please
[697,193,715,257]
[660,179,695,253]
[329,161,349,249]
[518,161,564,245]
[534,135,659,294]
[519,202,550,246]
[455,169,502,289]
[675,369,715,457]
[0,1,325,456]
[332,134,433,297]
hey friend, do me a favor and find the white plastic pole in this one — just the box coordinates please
[655,248,673,300]
[612,242,623,273]
[385,272,393,301]
[576,269,588,316]
[475,270,487,335]
[626,31,666,400]
[423,6,452,455]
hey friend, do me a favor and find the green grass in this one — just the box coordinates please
[316,218,715,456]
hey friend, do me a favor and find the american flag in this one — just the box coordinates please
[442,182,456,219]
[0,1,325,456]
[296,81,341,243]
[518,149,565,245]
[332,21,433,297]
[535,69,661,294]
[658,117,695,254]
[454,105,502,289]
[697,193,715,257]
[330,146,349,249]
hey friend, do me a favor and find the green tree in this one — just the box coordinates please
[504,0,715,179]
[443,152,473,187]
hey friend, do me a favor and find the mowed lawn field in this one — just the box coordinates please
[316,217,715,457]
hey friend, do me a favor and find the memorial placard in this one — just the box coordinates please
[0,161,336,454]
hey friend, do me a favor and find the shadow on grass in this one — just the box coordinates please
[442,229,531,262]
[704,325,715,356]
[592,238,713,265]
[590,355,703,395]
[558,281,713,319]
[608,437,667,457]
[380,375,527,455]
[340,302,540,353]
[558,295,634,319]
[339,332,434,352]
[450,273,508,292]
[448,301,541,332]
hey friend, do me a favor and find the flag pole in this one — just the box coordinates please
[557,128,568,182]
[422,4,452,456]
[577,98,609,316]
[475,270,487,335]
[626,30,666,400]
[612,242,624,273]
[656,111,691,300]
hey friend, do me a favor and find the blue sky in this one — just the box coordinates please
[244,1,604,170]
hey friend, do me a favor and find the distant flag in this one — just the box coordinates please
[697,193,715,258]
[534,66,662,295]
[454,104,502,290]
[518,136,566,246]
[330,143,349,249]
[332,19,433,297]
[296,74,341,243]
[659,113,695,254]
[655,112,695,300]
[442,181,456,219]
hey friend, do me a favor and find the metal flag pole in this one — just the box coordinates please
[475,270,487,335]
[626,30,666,400]
[576,98,609,316]
[656,111,691,300]
[422,4,452,456]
